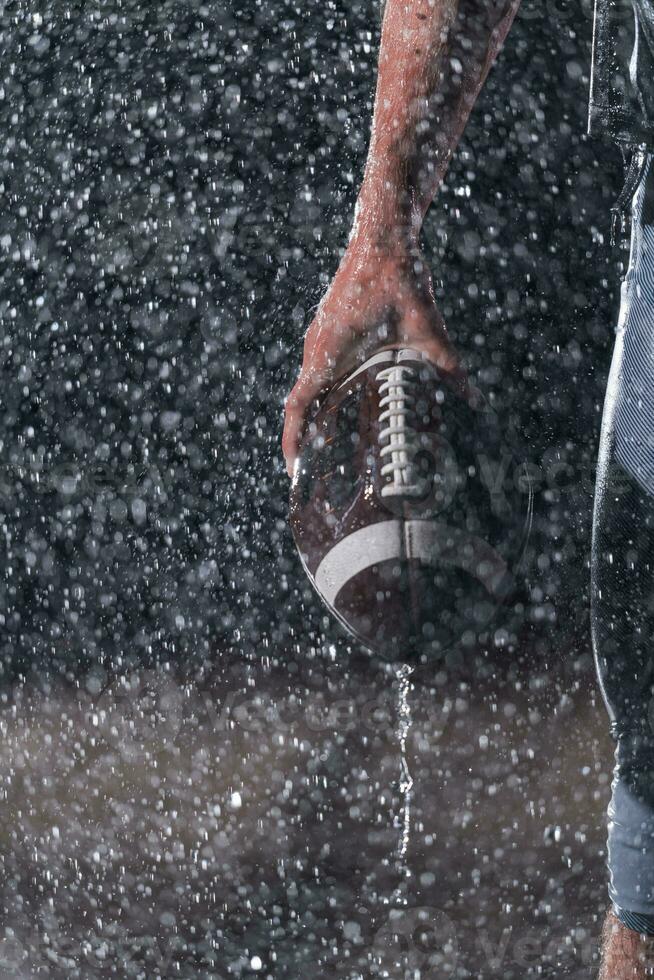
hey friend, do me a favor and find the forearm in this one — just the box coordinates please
[354,0,521,248]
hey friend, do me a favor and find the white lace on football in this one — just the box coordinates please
[376,363,423,497]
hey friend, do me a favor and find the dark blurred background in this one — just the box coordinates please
[0,0,624,679]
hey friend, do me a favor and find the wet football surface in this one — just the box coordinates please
[0,652,610,978]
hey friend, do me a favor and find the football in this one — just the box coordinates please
[289,348,533,661]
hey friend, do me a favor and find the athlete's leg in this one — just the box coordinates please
[600,909,654,979]
[593,155,654,976]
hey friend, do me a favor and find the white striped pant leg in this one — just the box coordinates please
[614,155,654,493]
[592,152,654,933]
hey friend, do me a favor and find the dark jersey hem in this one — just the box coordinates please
[589,0,654,150]
[588,104,654,149]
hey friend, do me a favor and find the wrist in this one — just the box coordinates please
[352,175,422,256]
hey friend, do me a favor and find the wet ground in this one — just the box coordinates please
[0,651,611,978]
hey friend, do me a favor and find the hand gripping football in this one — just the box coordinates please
[289,348,533,661]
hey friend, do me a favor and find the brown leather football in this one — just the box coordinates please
[289,348,533,661]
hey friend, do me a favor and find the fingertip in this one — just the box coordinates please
[282,411,300,480]
[283,369,327,477]
[284,445,297,478]
[282,440,295,479]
